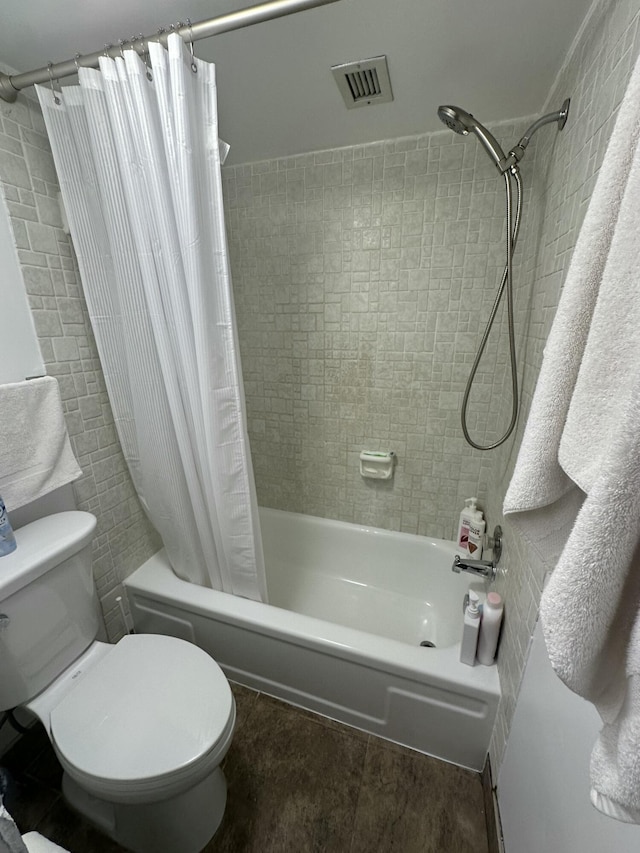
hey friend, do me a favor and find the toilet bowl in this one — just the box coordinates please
[0,512,236,853]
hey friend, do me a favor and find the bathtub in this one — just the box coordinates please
[124,508,500,771]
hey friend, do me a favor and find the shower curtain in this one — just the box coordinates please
[36,34,267,601]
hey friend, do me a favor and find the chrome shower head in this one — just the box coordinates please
[437,105,476,135]
[437,104,509,173]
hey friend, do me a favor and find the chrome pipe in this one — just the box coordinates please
[517,98,571,150]
[0,0,341,103]
[508,98,571,165]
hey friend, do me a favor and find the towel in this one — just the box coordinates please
[504,51,640,823]
[0,377,82,510]
[0,796,27,853]
[21,833,70,853]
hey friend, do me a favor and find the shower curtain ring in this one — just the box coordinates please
[103,43,113,58]
[73,53,82,73]
[118,40,128,60]
[138,34,153,81]
[47,62,61,106]
[187,19,198,73]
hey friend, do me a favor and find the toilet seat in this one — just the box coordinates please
[49,634,235,804]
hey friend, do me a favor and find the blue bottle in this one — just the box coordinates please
[0,495,17,556]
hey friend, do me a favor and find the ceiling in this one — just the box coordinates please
[0,0,593,164]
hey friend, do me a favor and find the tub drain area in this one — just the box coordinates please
[419,640,436,648]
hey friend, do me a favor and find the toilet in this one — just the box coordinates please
[0,511,236,853]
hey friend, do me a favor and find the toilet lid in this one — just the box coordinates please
[50,634,233,786]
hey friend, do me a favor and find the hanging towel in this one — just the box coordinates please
[504,51,640,823]
[21,833,70,853]
[0,377,82,510]
[0,795,27,853]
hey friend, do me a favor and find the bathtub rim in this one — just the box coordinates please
[125,547,500,703]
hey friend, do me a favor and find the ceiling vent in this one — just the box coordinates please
[331,56,393,109]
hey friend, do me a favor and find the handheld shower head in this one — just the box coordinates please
[437,105,509,173]
[437,105,476,135]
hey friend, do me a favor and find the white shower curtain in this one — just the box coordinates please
[37,34,266,601]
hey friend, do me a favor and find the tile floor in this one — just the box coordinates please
[1,684,490,852]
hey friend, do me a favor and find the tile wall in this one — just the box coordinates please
[224,117,537,539]
[0,87,161,641]
[487,0,640,767]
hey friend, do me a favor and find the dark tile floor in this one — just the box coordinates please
[1,684,490,853]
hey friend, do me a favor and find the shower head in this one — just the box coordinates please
[437,99,571,175]
[437,105,475,135]
[437,104,509,173]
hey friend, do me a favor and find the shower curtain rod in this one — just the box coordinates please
[0,0,340,103]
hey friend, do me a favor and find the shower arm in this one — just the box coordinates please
[505,98,571,167]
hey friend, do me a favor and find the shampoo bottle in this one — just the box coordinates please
[477,592,504,665]
[460,589,481,666]
[457,497,478,555]
[0,495,17,557]
[467,507,486,559]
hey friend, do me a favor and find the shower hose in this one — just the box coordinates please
[461,166,523,450]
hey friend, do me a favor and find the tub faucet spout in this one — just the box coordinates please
[452,555,496,582]
[452,524,502,583]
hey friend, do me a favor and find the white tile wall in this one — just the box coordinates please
[224,118,537,540]
[0,92,161,641]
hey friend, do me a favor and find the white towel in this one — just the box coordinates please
[21,833,70,853]
[0,377,82,510]
[504,52,640,823]
[0,798,27,853]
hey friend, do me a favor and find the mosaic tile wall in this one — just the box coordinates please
[0,88,161,641]
[224,117,537,540]
[487,0,640,768]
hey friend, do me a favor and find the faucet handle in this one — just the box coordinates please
[487,525,502,566]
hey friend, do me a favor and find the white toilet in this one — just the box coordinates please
[0,511,236,853]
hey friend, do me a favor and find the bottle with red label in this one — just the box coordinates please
[457,497,478,555]
[467,506,486,559]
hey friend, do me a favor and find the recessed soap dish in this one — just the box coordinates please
[359,451,395,480]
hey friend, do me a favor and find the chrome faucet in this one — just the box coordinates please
[452,525,502,583]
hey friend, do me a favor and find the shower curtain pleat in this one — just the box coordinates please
[36,34,266,601]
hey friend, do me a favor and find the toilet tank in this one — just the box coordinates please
[0,511,100,711]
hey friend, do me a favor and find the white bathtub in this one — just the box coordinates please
[124,508,500,770]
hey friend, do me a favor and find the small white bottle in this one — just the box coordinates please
[460,589,481,666]
[477,592,504,665]
[467,507,486,559]
[457,497,478,555]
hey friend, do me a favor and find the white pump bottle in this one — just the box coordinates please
[457,497,478,555]
[460,589,481,666]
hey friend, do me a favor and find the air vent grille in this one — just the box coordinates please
[331,56,393,109]
[346,67,381,100]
